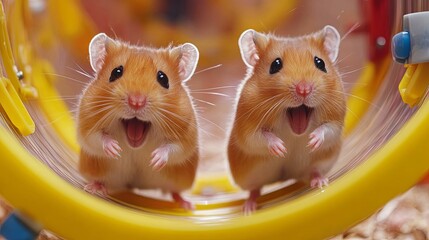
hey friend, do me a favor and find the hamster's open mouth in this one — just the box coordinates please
[287,105,314,135]
[122,118,150,148]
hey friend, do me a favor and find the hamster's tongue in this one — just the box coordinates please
[124,118,147,148]
[287,105,313,135]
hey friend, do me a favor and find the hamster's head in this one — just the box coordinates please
[83,33,199,148]
[239,26,345,135]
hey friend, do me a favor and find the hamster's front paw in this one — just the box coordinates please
[102,134,122,159]
[308,127,325,151]
[262,130,287,157]
[150,145,170,171]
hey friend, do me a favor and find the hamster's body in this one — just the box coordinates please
[77,33,199,209]
[228,26,346,213]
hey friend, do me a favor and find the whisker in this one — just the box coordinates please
[40,112,76,128]
[234,93,284,122]
[35,96,79,102]
[151,110,184,141]
[336,53,353,65]
[197,116,225,134]
[191,85,236,92]
[339,67,366,77]
[45,73,88,85]
[345,106,359,121]
[194,64,222,75]
[341,22,361,42]
[76,106,117,116]
[67,65,93,79]
[321,95,360,121]
[87,108,117,135]
[46,73,118,97]
[155,106,198,133]
[333,90,380,109]
[253,98,285,135]
[190,91,229,97]
[193,98,216,106]
[153,101,212,133]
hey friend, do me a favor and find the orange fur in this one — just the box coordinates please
[79,151,110,178]
[161,150,198,190]
[77,35,199,196]
[228,27,346,192]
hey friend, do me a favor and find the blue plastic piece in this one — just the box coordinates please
[392,31,411,63]
[0,213,37,240]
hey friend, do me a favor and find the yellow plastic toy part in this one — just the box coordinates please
[398,63,429,107]
[0,1,35,135]
[8,0,38,99]
[3,0,77,146]
[343,57,391,135]
[0,76,35,135]
[0,2,20,91]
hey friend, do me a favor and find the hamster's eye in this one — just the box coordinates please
[269,58,283,74]
[109,65,123,82]
[314,56,327,73]
[157,71,169,89]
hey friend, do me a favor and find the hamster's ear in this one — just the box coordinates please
[239,29,269,68]
[322,25,341,62]
[172,43,199,82]
[89,33,114,72]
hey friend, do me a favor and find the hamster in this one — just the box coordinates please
[77,33,200,210]
[227,26,346,214]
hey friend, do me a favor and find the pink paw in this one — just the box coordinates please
[172,192,194,211]
[180,200,194,211]
[84,181,108,196]
[149,146,170,171]
[102,134,122,159]
[308,128,324,151]
[243,189,260,215]
[310,176,329,189]
[262,131,287,157]
[243,199,258,215]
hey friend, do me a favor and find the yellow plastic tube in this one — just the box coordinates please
[1,72,429,239]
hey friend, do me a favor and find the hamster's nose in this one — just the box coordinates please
[295,80,313,98]
[128,94,146,110]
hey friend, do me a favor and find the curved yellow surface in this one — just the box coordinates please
[0,85,428,239]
